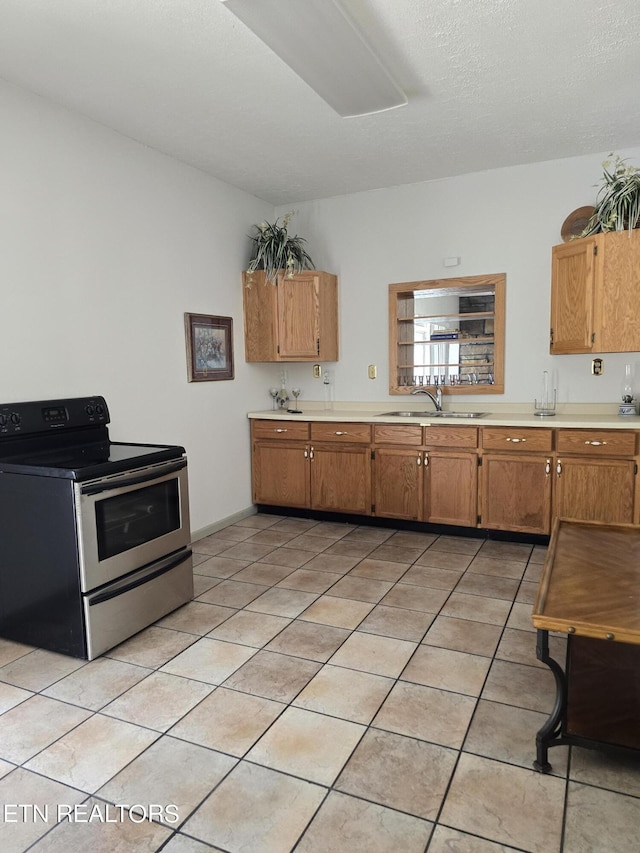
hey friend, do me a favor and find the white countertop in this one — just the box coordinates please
[248,405,640,430]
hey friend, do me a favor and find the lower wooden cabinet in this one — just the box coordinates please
[426,450,478,527]
[372,447,422,520]
[310,443,371,514]
[554,456,636,524]
[481,453,552,535]
[252,439,310,508]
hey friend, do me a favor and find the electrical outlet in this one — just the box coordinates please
[312,364,322,379]
[592,358,603,376]
[368,364,377,380]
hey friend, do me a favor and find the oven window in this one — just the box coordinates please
[95,480,180,560]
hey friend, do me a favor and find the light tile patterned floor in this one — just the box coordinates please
[1,513,640,852]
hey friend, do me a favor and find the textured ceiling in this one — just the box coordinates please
[0,0,639,205]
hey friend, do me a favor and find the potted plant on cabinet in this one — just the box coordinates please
[245,211,314,284]
[581,154,640,236]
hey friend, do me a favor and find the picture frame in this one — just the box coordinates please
[184,313,234,382]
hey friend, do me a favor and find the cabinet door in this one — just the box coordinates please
[481,453,552,534]
[554,457,635,524]
[425,450,478,527]
[596,229,640,352]
[550,238,597,354]
[373,447,422,520]
[310,443,371,514]
[277,275,320,359]
[252,441,310,508]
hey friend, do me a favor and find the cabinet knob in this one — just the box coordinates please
[417,454,422,466]
[334,431,348,435]
[584,440,607,446]
[275,428,288,433]
[556,460,562,476]
[605,632,615,640]
[506,437,526,443]
[545,459,551,476]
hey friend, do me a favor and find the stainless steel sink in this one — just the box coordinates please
[379,411,488,419]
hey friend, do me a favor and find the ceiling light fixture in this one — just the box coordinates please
[220,0,407,118]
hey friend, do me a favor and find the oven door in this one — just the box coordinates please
[75,457,190,592]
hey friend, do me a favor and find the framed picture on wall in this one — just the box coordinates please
[184,313,234,382]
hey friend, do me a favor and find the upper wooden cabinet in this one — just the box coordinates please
[550,230,640,354]
[243,270,338,362]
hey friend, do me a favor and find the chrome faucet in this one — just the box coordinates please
[411,387,443,411]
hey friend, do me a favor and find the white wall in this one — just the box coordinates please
[0,80,274,533]
[276,147,640,407]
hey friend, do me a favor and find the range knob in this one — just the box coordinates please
[10,412,21,426]
[0,414,6,427]
[85,405,94,416]
[95,403,105,416]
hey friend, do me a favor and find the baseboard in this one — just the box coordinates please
[191,505,257,542]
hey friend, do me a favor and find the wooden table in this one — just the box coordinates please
[531,518,640,773]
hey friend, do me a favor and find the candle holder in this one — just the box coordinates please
[534,370,557,417]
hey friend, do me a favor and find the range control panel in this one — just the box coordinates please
[0,396,110,437]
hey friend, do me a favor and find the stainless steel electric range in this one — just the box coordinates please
[0,396,193,659]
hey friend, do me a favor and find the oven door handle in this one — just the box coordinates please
[81,459,187,496]
[87,549,192,606]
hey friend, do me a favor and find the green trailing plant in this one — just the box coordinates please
[246,211,314,284]
[581,154,640,236]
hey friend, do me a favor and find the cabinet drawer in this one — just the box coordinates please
[373,424,422,446]
[424,426,478,448]
[310,422,372,443]
[482,427,553,452]
[556,429,637,456]
[252,420,310,440]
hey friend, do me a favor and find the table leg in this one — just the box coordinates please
[533,628,567,773]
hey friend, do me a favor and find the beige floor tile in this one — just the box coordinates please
[170,686,284,755]
[0,648,86,692]
[233,512,283,529]
[162,833,225,852]
[563,780,640,853]
[282,533,334,553]
[505,601,536,632]
[367,543,426,564]
[160,637,257,685]
[336,728,457,819]
[414,549,473,570]
[327,574,393,603]
[429,535,483,555]
[0,695,91,763]
[323,540,377,558]
[515,579,539,604]
[102,671,213,732]
[98,736,236,826]
[301,552,361,574]
[275,568,342,593]
[523,562,543,583]
[207,610,290,647]
[243,529,299,546]
[0,638,33,668]
[271,517,318,534]
[192,551,211,566]
[423,615,502,657]
[191,555,250,578]
[265,620,349,662]
[0,681,32,714]
[192,574,220,597]
[293,664,393,724]
[214,541,278,562]
[42,658,150,711]
[256,547,314,569]
[440,753,564,853]
[348,557,411,582]
[358,604,434,641]
[311,521,357,539]
[230,562,297,586]
[200,526,257,544]
[481,659,556,714]
[569,747,640,797]
[402,645,491,696]
[343,526,395,544]
[191,538,238,558]
[155,601,236,635]
[106,626,198,669]
[495,627,566,669]
[299,595,374,629]
[386,530,437,548]
[374,680,476,748]
[464,699,568,775]
[454,572,520,600]
[32,795,172,851]
[439,592,511,626]
[25,714,159,793]
[247,706,365,785]
[0,768,87,852]
[380,583,449,613]
[428,825,522,852]
[0,759,13,780]
[479,540,533,562]
[222,650,321,702]
[182,762,325,852]
[467,554,527,579]
[195,579,268,608]
[329,632,417,678]
[297,790,432,853]
[245,587,319,617]
[401,564,463,590]
[530,544,548,564]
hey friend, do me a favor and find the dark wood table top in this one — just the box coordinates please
[532,518,640,645]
